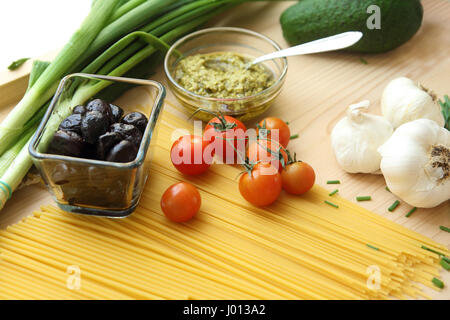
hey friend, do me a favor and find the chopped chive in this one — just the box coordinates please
[324,200,339,208]
[440,226,450,233]
[405,207,417,218]
[356,196,371,201]
[366,244,379,251]
[440,258,450,271]
[432,277,444,289]
[290,134,299,140]
[421,245,445,257]
[385,186,390,192]
[8,57,30,70]
[329,189,338,196]
[285,121,289,125]
[327,180,340,184]
[388,200,400,212]
[443,256,450,264]
[359,57,368,65]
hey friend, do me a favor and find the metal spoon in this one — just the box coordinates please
[248,31,363,67]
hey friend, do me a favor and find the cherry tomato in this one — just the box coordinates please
[204,115,247,164]
[239,162,282,207]
[247,139,288,172]
[161,182,201,222]
[170,135,212,175]
[257,117,291,148]
[281,161,316,195]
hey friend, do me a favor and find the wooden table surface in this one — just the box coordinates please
[0,0,449,299]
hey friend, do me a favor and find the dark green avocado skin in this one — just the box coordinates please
[280,0,424,53]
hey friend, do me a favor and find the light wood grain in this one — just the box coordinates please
[0,0,448,299]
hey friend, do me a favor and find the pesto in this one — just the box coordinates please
[174,52,274,99]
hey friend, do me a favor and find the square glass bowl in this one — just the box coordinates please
[164,27,288,122]
[29,73,165,217]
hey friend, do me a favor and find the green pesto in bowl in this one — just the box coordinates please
[174,52,274,100]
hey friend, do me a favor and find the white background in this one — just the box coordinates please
[0,0,91,70]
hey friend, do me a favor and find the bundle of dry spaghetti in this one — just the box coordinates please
[0,111,448,300]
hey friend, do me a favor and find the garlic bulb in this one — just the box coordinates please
[378,119,450,208]
[331,101,394,174]
[381,77,445,128]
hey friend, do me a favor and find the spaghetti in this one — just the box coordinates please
[0,110,448,299]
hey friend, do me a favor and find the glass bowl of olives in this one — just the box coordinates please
[29,73,166,217]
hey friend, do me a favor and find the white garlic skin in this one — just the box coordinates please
[378,119,450,208]
[381,77,445,129]
[331,102,394,174]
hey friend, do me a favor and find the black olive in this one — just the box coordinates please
[109,103,124,122]
[72,105,86,115]
[48,130,85,157]
[58,114,83,134]
[86,99,113,124]
[106,140,138,163]
[81,111,110,144]
[110,123,143,147]
[121,112,148,133]
[97,132,122,160]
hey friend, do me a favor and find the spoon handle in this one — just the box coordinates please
[250,31,363,65]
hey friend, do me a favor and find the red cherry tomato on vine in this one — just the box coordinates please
[170,135,212,175]
[281,161,315,195]
[204,115,247,163]
[161,182,201,222]
[239,162,282,207]
[257,117,291,148]
[247,139,288,172]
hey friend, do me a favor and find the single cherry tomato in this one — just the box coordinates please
[239,162,282,207]
[281,161,316,195]
[204,115,247,164]
[257,117,291,148]
[170,135,213,175]
[161,182,201,222]
[247,139,288,172]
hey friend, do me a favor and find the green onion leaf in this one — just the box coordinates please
[366,244,379,251]
[356,196,371,201]
[327,180,340,184]
[359,57,368,65]
[290,134,299,140]
[440,226,450,233]
[385,186,390,192]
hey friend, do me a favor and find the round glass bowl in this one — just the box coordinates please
[164,27,288,122]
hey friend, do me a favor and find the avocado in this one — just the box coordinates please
[280,0,423,53]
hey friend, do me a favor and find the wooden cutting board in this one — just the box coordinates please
[0,0,449,299]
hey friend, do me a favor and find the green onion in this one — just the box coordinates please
[324,200,339,208]
[388,200,400,212]
[366,244,379,251]
[405,207,417,218]
[327,180,340,184]
[8,58,30,71]
[356,196,371,201]
[440,258,450,271]
[443,257,450,264]
[290,134,299,140]
[421,245,446,257]
[440,226,450,233]
[385,186,390,192]
[432,277,444,289]
[329,189,338,196]
[359,57,368,65]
